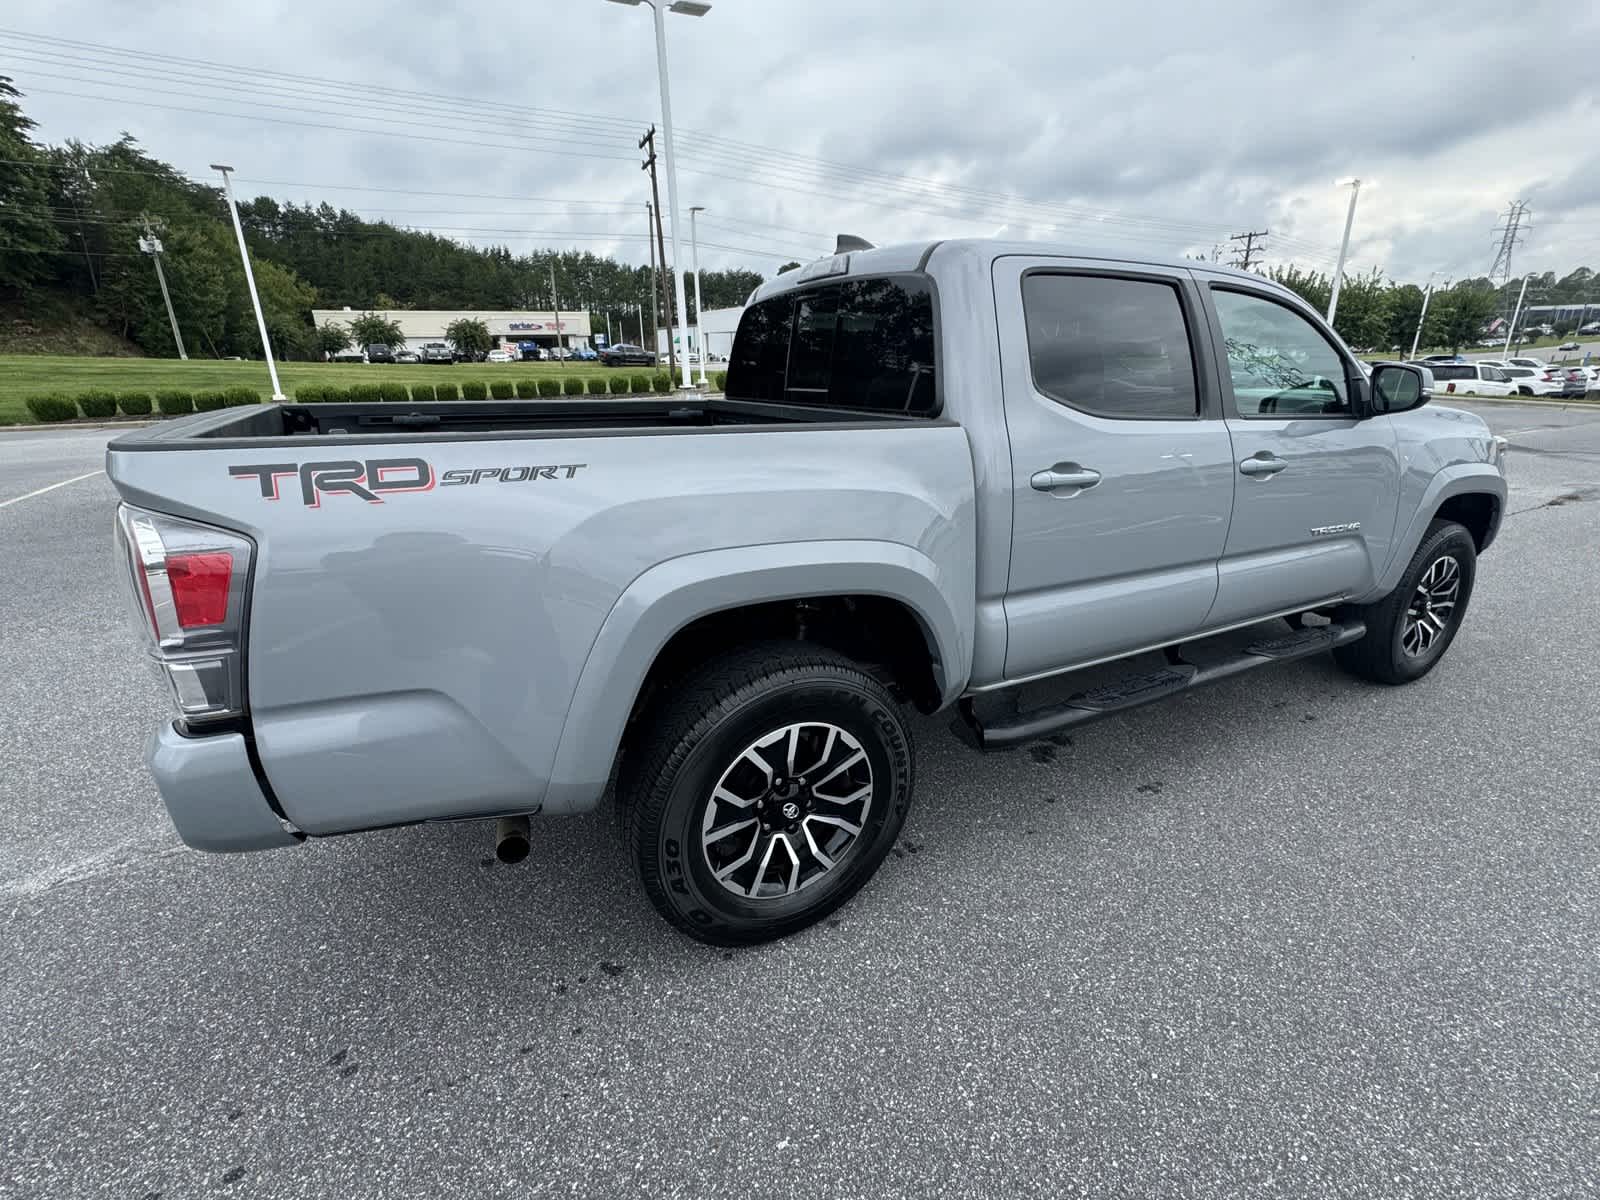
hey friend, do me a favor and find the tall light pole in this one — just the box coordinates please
[608,0,708,391]
[1410,271,1442,360]
[1327,177,1362,327]
[1503,273,1534,357]
[549,261,564,363]
[688,204,707,385]
[212,163,284,400]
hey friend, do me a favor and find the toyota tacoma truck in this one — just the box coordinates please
[107,239,1508,944]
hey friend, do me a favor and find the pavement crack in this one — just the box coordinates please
[1,837,183,902]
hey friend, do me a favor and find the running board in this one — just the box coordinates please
[955,621,1367,750]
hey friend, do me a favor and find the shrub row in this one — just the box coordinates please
[288,376,702,404]
[21,387,260,422]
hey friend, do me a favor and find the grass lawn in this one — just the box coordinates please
[0,356,656,424]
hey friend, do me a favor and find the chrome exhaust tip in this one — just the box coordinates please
[494,815,531,864]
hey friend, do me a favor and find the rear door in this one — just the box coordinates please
[994,256,1235,679]
[1196,278,1402,627]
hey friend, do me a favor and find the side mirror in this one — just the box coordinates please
[1368,362,1431,415]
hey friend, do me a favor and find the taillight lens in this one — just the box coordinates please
[115,504,253,722]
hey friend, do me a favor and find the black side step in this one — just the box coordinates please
[957,620,1366,750]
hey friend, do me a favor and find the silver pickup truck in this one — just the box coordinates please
[108,239,1508,943]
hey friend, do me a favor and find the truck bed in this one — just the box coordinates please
[108,398,932,450]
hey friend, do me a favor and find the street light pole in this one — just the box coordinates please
[211,163,284,400]
[1327,177,1362,327]
[1503,274,1534,357]
[689,205,707,385]
[1410,271,1440,360]
[609,0,708,391]
[549,262,564,363]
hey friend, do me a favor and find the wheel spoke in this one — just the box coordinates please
[811,748,867,792]
[807,813,862,837]
[705,817,759,845]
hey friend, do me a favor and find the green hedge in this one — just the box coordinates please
[349,383,382,404]
[25,393,76,422]
[629,373,650,394]
[321,386,353,404]
[588,376,611,395]
[118,391,153,416]
[537,378,561,397]
[378,382,410,403]
[515,378,538,399]
[651,371,672,394]
[295,384,327,403]
[461,379,488,402]
[435,381,460,401]
[410,383,435,403]
[192,388,227,413]
[223,387,261,408]
[155,389,194,416]
[561,376,584,396]
[77,389,117,419]
[712,371,728,392]
[491,380,515,399]
[609,375,631,395]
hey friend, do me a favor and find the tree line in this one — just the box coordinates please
[4,76,1596,362]
[0,78,761,360]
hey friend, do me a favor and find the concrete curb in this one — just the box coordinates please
[1444,395,1600,411]
[0,421,159,433]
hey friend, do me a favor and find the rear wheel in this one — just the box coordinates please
[1334,519,1477,684]
[620,643,914,945]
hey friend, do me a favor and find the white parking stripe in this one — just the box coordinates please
[0,469,105,509]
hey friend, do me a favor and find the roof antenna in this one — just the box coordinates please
[834,234,875,254]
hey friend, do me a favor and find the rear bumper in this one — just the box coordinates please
[145,722,302,853]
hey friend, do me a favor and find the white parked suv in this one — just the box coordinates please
[1476,360,1564,397]
[1423,362,1516,396]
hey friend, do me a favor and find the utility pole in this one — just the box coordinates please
[1488,200,1530,288]
[636,302,645,346]
[212,163,285,401]
[1228,229,1269,271]
[645,202,659,352]
[1327,178,1362,325]
[549,261,564,363]
[1410,272,1443,360]
[640,127,677,377]
[688,205,707,386]
[1503,274,1534,357]
[138,214,187,360]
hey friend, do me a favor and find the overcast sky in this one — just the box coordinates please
[6,0,1599,287]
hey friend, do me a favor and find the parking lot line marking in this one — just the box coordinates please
[0,469,105,509]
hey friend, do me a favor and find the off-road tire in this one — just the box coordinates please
[620,642,914,945]
[1334,519,1477,685]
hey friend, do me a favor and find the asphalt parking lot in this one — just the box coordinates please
[2,402,1596,1198]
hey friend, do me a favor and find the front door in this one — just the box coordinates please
[995,257,1235,681]
[1196,278,1402,627]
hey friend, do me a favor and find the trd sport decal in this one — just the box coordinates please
[228,459,586,507]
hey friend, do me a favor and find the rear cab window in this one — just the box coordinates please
[725,274,938,414]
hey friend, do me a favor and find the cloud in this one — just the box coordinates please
[6,0,1600,283]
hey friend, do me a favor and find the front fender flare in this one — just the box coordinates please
[1363,463,1506,601]
[541,540,970,814]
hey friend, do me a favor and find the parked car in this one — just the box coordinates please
[419,342,453,364]
[486,348,515,364]
[600,343,657,366]
[365,344,395,364]
[1494,367,1563,397]
[1582,365,1600,391]
[106,239,1507,944]
[1556,341,1581,352]
[1505,357,1546,370]
[395,349,421,364]
[329,346,365,363]
[1422,362,1516,397]
[1552,367,1589,398]
[1579,322,1600,335]
[1420,353,1464,364]
[570,346,599,362]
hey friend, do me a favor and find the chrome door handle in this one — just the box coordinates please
[1239,454,1287,477]
[1030,463,1102,492]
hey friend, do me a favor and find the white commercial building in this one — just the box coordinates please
[655,305,744,361]
[312,308,592,354]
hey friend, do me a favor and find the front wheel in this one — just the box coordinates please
[1334,519,1477,684]
[620,642,914,944]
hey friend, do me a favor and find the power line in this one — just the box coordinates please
[1488,200,1530,287]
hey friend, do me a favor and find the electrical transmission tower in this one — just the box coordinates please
[1229,229,1269,271]
[1488,201,1530,287]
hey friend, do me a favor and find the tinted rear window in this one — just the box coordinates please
[1428,364,1474,381]
[725,275,937,414]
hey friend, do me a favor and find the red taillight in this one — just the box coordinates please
[1541,372,1554,381]
[166,551,233,628]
